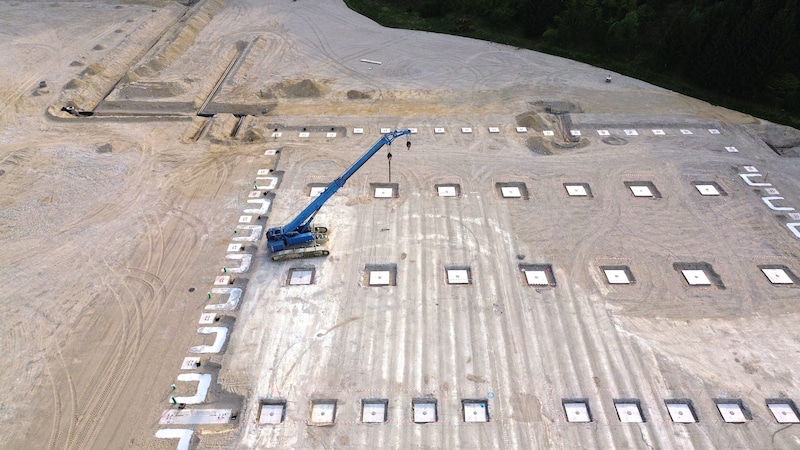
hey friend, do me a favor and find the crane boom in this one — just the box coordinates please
[266,129,411,260]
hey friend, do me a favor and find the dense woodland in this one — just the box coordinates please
[346,0,800,127]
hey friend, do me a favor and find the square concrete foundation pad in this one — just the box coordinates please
[563,402,591,423]
[666,403,696,423]
[290,269,313,285]
[604,269,630,284]
[447,269,470,284]
[768,402,800,423]
[682,269,711,285]
[566,185,588,196]
[501,187,521,198]
[438,186,457,197]
[524,270,549,286]
[762,268,793,284]
[717,402,747,423]
[310,402,336,425]
[369,271,391,286]
[362,402,387,423]
[630,186,653,197]
[375,187,394,198]
[414,401,437,423]
[463,401,489,422]
[695,185,720,196]
[615,402,643,423]
[259,404,284,424]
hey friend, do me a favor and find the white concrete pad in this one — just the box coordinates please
[717,402,747,423]
[172,373,212,404]
[248,190,262,198]
[380,128,391,133]
[160,408,231,425]
[374,187,394,198]
[765,187,780,195]
[570,130,581,136]
[666,402,697,423]
[604,269,630,284]
[369,270,391,286]
[199,312,216,324]
[254,177,277,190]
[206,287,242,311]
[264,149,278,155]
[188,327,228,354]
[524,270,549,286]
[434,127,445,134]
[682,270,711,285]
[516,126,527,133]
[597,130,610,136]
[488,127,500,133]
[563,402,591,423]
[259,403,285,424]
[709,129,721,134]
[725,146,738,153]
[790,212,800,220]
[565,185,588,196]
[447,269,470,284]
[310,402,336,425]
[353,127,364,134]
[310,186,326,197]
[743,165,758,172]
[227,243,243,252]
[299,131,310,138]
[214,275,231,285]
[630,186,653,197]
[271,132,282,138]
[414,401,437,423]
[464,401,488,422]
[181,357,200,370]
[762,268,793,284]
[290,269,314,285]
[438,186,457,197]
[615,402,644,423]
[624,129,638,136]
[362,402,387,423]
[461,127,473,133]
[155,429,193,450]
[238,215,252,223]
[501,186,521,198]
[409,128,418,134]
[768,402,800,423]
[225,253,252,273]
[244,198,271,214]
[257,169,270,175]
[652,129,665,135]
[695,185,720,196]
[326,132,336,138]
[543,130,554,136]
[680,129,693,135]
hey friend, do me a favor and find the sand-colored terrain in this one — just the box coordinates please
[2,1,800,449]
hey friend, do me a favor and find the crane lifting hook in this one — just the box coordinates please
[406,140,411,150]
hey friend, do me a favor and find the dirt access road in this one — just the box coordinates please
[2,1,800,449]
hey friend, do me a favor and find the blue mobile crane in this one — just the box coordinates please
[266,129,411,261]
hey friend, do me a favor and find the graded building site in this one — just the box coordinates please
[2,0,800,449]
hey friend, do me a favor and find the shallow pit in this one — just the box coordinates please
[258,400,286,424]
[714,398,750,423]
[766,399,800,423]
[614,399,645,423]
[309,399,337,426]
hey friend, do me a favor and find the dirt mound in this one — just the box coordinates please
[262,79,328,99]
[117,81,189,99]
[515,111,546,129]
[69,60,85,67]
[532,100,582,114]
[757,122,800,156]
[347,89,372,100]
[602,136,628,145]
[93,44,107,51]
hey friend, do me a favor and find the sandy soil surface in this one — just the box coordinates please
[2,1,800,449]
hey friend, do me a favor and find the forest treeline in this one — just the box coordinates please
[346,0,800,127]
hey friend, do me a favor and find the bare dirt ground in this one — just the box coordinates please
[2,1,800,449]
